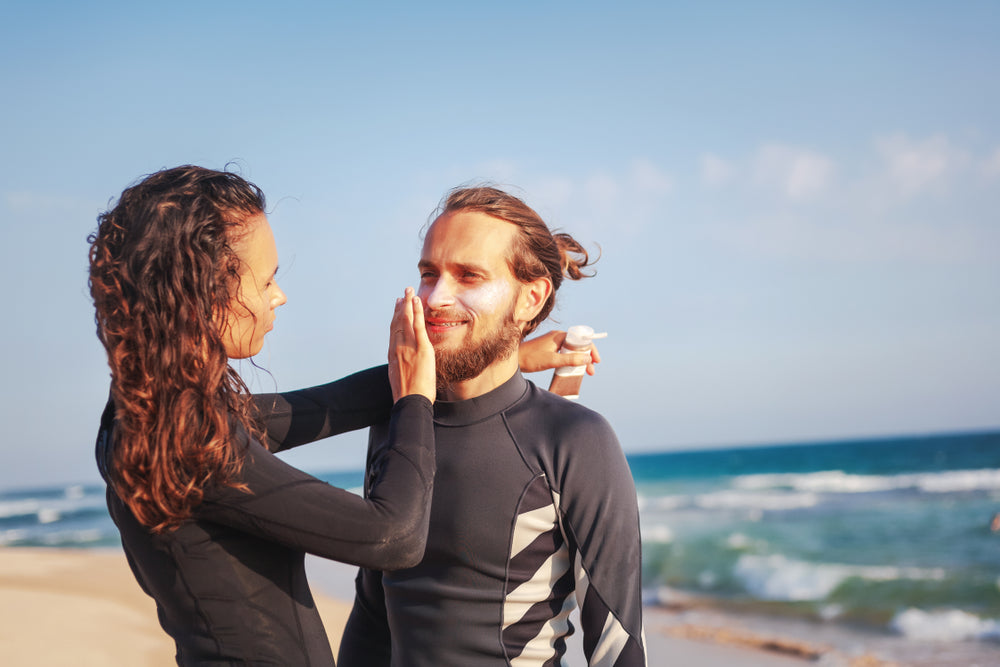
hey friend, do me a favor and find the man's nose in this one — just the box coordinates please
[420,276,456,309]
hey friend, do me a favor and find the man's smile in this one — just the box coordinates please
[425,313,470,333]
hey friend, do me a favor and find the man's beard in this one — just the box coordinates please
[433,304,522,389]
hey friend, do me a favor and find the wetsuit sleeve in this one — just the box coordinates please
[253,366,393,453]
[556,411,646,666]
[337,419,398,667]
[197,394,434,570]
[338,567,391,667]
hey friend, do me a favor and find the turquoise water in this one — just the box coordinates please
[631,431,1000,642]
[3,431,999,645]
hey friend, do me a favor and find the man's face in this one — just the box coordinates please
[417,210,524,386]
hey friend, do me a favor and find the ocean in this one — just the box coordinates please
[4,431,1000,658]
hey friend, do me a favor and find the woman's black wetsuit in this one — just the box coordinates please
[97,367,432,666]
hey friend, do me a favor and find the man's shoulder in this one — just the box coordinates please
[512,380,618,442]
[509,382,631,491]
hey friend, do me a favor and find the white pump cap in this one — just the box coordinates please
[564,325,608,349]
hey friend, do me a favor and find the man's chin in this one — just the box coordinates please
[430,340,463,355]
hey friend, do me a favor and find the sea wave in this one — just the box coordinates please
[636,494,688,512]
[732,468,1000,495]
[0,499,44,520]
[0,486,105,522]
[637,489,818,513]
[0,485,113,548]
[641,523,674,544]
[734,553,947,602]
[891,608,1000,642]
[695,490,818,511]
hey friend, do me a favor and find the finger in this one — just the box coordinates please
[586,344,600,376]
[402,287,417,341]
[590,343,602,364]
[390,296,407,331]
[411,291,432,347]
[547,330,567,349]
[388,295,408,356]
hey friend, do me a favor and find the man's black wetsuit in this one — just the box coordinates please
[97,367,432,667]
[339,372,645,667]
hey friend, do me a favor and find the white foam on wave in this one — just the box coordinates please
[916,469,1000,493]
[0,528,29,545]
[726,532,752,549]
[733,468,1000,496]
[40,528,104,546]
[0,499,41,519]
[37,509,61,524]
[642,523,674,544]
[695,489,819,511]
[891,608,1000,642]
[725,531,770,552]
[1,493,106,521]
[637,493,688,512]
[734,553,946,601]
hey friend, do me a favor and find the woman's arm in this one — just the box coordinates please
[202,396,434,570]
[255,288,435,453]
[253,366,393,453]
[202,291,437,570]
[518,330,601,375]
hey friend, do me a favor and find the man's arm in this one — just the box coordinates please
[337,419,397,666]
[556,411,646,666]
[337,567,392,667]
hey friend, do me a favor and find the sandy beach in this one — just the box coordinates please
[0,548,351,667]
[0,546,975,666]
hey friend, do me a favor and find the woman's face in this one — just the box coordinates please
[220,213,287,359]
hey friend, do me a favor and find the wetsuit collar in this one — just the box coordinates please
[433,372,529,426]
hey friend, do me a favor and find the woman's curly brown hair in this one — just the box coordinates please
[88,165,266,532]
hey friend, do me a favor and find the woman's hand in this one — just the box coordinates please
[518,330,601,375]
[388,287,436,403]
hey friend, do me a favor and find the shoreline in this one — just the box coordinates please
[2,546,995,666]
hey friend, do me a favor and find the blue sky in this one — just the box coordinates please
[2,1,998,489]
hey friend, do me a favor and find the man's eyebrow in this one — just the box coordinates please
[418,259,490,274]
[455,262,489,274]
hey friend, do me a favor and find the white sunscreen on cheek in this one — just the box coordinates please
[548,325,607,399]
[456,279,511,313]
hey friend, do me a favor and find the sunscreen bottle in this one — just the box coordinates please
[548,325,607,399]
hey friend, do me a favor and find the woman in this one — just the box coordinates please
[89,165,437,665]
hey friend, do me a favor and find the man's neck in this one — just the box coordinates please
[437,354,520,402]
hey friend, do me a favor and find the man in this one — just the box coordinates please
[339,186,646,666]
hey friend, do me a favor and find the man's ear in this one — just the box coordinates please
[515,277,552,328]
